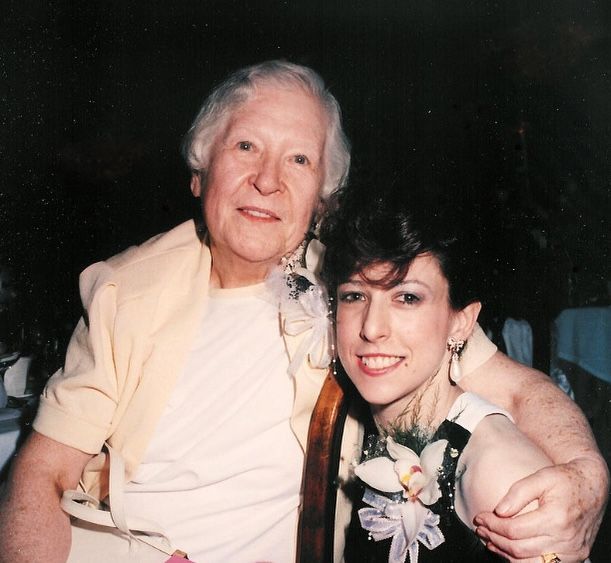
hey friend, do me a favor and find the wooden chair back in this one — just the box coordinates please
[296,370,349,563]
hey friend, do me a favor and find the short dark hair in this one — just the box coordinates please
[320,171,484,311]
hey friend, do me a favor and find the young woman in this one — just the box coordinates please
[321,181,554,563]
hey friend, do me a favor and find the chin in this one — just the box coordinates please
[234,243,282,264]
[356,386,390,407]
[354,383,403,411]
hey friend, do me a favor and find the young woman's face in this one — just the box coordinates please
[336,254,463,422]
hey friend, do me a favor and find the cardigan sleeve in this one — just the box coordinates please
[461,323,498,377]
[33,260,122,454]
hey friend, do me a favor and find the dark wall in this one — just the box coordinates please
[1,0,610,370]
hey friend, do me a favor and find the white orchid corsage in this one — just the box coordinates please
[265,237,332,375]
[353,434,452,563]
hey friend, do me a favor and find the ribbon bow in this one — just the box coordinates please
[281,268,332,374]
[358,489,445,563]
[265,265,332,375]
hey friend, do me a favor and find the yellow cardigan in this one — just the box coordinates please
[33,219,496,561]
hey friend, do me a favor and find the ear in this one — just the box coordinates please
[316,197,327,218]
[310,198,327,234]
[313,197,326,223]
[190,173,202,197]
[450,301,482,341]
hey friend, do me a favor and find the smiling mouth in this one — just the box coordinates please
[238,207,280,221]
[359,355,404,370]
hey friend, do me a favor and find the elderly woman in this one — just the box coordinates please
[0,61,606,563]
[0,60,350,563]
[321,180,569,562]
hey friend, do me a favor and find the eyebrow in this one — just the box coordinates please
[226,125,321,150]
[341,278,433,291]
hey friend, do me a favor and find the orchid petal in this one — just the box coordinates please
[399,499,428,546]
[407,470,427,496]
[294,266,318,286]
[419,477,442,506]
[420,439,448,475]
[304,239,326,275]
[394,458,415,478]
[417,440,448,505]
[354,457,403,493]
[386,436,420,464]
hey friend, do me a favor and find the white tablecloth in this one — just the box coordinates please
[554,306,611,383]
[0,408,21,473]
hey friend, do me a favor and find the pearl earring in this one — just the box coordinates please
[447,337,466,385]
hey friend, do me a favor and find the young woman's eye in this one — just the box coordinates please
[398,293,420,304]
[238,141,252,151]
[338,291,365,303]
[293,154,309,165]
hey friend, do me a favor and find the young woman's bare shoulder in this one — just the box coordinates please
[454,414,552,528]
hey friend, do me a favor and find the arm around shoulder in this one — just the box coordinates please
[462,352,609,560]
[461,351,601,466]
[0,431,93,563]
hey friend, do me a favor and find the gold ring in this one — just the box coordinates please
[541,554,561,563]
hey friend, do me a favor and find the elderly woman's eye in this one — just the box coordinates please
[294,154,309,165]
[238,141,252,151]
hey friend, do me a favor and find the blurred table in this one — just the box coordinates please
[554,306,611,383]
[0,407,22,474]
[0,351,20,408]
[553,306,611,468]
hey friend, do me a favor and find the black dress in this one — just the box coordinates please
[345,398,506,563]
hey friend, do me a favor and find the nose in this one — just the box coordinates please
[360,300,390,342]
[253,156,283,195]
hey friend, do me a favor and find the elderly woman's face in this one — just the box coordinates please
[192,85,328,286]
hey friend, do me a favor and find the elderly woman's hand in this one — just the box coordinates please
[473,457,609,562]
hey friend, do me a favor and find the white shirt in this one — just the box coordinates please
[124,283,303,562]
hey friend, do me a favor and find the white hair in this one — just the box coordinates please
[181,60,351,200]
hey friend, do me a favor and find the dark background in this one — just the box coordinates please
[2,1,610,364]
[0,0,610,555]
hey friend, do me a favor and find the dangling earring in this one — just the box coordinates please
[330,342,338,377]
[447,337,466,385]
